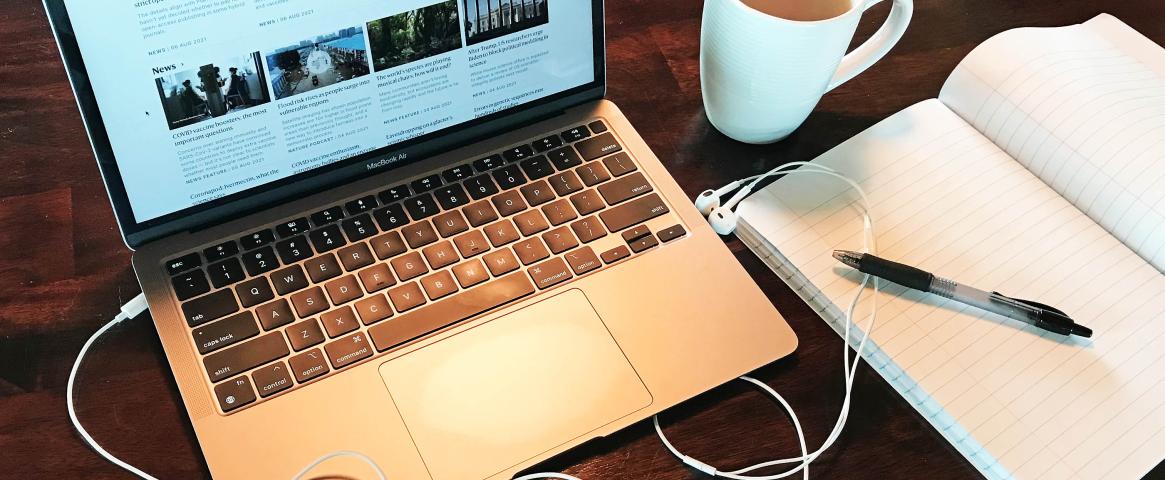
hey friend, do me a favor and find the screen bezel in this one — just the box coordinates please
[42,0,606,249]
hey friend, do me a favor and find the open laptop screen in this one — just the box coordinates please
[58,0,596,227]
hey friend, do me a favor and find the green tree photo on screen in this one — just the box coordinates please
[367,1,464,72]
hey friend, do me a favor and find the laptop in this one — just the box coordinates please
[44,1,797,478]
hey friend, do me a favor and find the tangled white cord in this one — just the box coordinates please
[654,163,881,480]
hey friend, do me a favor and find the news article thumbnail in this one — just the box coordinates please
[266,26,371,100]
[464,0,549,46]
[367,0,463,72]
[155,52,271,131]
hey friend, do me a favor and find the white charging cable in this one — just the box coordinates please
[659,163,881,479]
[69,294,578,480]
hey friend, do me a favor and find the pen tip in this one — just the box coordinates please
[832,250,862,268]
[1072,324,1093,338]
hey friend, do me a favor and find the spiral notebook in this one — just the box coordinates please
[736,14,1165,480]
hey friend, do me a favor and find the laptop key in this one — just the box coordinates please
[514,238,550,265]
[543,227,579,254]
[433,211,469,238]
[204,332,289,383]
[514,210,550,236]
[434,184,469,210]
[371,231,408,259]
[337,243,374,271]
[422,241,459,270]
[324,275,362,305]
[443,164,474,182]
[325,332,373,369]
[603,152,637,177]
[183,288,239,326]
[549,170,584,196]
[565,247,602,276]
[240,229,276,250]
[570,189,606,216]
[204,241,239,262]
[588,120,608,133]
[658,224,687,243]
[493,164,527,190]
[255,298,294,330]
[308,224,346,253]
[304,253,342,283]
[473,154,505,172]
[369,272,535,352]
[276,218,311,238]
[319,306,359,338]
[528,257,573,290]
[286,319,325,351]
[207,258,246,288]
[404,194,440,220]
[401,221,439,249]
[241,246,280,276]
[484,249,520,276]
[464,174,500,200]
[492,190,528,217]
[629,233,660,253]
[519,156,555,180]
[341,214,378,242]
[251,362,293,398]
[271,265,309,295]
[599,193,669,233]
[576,161,612,187]
[411,174,442,194]
[310,206,344,227]
[601,246,631,264]
[534,134,564,152]
[379,184,411,204]
[561,125,591,142]
[373,203,409,231]
[485,219,521,247]
[276,236,314,264]
[355,294,393,325]
[391,251,429,281]
[344,195,377,215]
[192,311,259,354]
[575,133,622,161]
[421,270,459,300]
[167,253,202,276]
[570,216,607,243]
[598,172,653,205]
[503,144,535,163]
[547,146,584,170]
[172,270,210,301]
[235,277,274,307]
[454,230,490,258]
[452,259,489,288]
[520,180,555,207]
[388,282,426,312]
[288,349,329,383]
[358,263,396,293]
[542,199,578,226]
[463,200,499,227]
[290,286,329,318]
[214,376,256,413]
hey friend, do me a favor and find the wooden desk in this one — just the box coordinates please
[1,1,1162,478]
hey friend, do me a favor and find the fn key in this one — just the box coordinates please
[214,376,256,413]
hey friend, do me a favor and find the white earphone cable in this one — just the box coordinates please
[656,164,880,479]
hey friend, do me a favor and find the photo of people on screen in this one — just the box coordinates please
[266,27,371,100]
[154,52,271,131]
[464,0,549,46]
[368,0,463,72]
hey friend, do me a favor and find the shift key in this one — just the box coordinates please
[204,332,289,382]
[599,193,669,233]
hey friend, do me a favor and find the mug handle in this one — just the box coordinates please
[826,0,914,92]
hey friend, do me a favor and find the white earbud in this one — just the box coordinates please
[708,206,739,235]
[695,189,722,216]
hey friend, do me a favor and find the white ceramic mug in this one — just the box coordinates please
[701,0,913,144]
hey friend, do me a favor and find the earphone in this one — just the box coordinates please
[659,161,882,479]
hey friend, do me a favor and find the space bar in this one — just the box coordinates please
[368,272,536,352]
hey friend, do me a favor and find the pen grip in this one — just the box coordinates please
[860,255,935,292]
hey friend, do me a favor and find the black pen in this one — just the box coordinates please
[833,250,1092,338]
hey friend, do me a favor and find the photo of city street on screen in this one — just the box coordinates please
[265,26,371,100]
[367,1,463,72]
[154,52,271,130]
[464,0,549,46]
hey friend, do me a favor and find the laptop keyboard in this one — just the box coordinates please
[164,120,688,414]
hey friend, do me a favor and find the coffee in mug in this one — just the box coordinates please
[739,0,853,22]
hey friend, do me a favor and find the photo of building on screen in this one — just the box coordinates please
[367,0,463,72]
[265,27,371,100]
[154,52,271,131]
[464,0,549,46]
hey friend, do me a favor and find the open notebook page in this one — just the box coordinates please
[737,99,1165,479]
[940,14,1165,273]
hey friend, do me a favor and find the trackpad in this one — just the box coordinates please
[379,289,652,480]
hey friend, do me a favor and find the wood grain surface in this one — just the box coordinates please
[1,0,1163,478]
